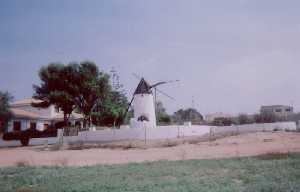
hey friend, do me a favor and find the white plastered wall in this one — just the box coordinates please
[0,122,297,147]
[130,94,156,128]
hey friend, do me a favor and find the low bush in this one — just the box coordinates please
[162,139,178,147]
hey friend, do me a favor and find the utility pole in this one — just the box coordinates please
[192,96,195,109]
[154,88,157,115]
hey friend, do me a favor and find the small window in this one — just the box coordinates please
[275,109,282,113]
[55,106,59,113]
[30,122,36,130]
[286,108,291,112]
[13,121,21,131]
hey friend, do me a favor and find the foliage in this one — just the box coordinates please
[211,117,233,126]
[254,112,278,123]
[1,153,300,191]
[33,63,76,124]
[155,101,166,114]
[0,91,13,133]
[157,113,172,125]
[173,108,203,125]
[33,62,128,127]
[237,113,254,125]
[91,67,128,127]
[156,101,171,125]
[92,90,128,126]
[70,62,111,127]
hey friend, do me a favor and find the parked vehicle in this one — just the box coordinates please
[2,125,58,146]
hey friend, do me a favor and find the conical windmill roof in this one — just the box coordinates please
[134,78,152,95]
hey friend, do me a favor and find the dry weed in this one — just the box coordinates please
[162,139,178,148]
[53,157,69,166]
[257,151,290,160]
[15,160,30,167]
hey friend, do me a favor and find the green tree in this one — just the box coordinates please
[155,101,171,125]
[173,108,203,125]
[92,90,128,126]
[90,68,128,127]
[34,62,128,128]
[69,62,129,127]
[0,91,13,133]
[70,62,111,127]
[33,63,76,125]
[211,117,233,126]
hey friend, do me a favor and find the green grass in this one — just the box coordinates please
[1,153,300,192]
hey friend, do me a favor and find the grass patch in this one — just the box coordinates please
[1,153,300,191]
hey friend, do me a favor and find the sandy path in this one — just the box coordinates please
[1,132,300,167]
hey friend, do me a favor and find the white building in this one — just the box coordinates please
[260,105,294,117]
[7,98,82,132]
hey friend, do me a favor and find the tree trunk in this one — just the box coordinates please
[63,113,68,127]
[83,115,90,130]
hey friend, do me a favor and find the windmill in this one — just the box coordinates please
[126,73,179,128]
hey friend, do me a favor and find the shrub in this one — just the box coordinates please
[237,114,254,125]
[15,160,30,167]
[162,139,178,147]
[254,113,278,123]
[211,117,233,126]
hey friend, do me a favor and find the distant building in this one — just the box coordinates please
[260,105,294,117]
[205,112,232,123]
[7,98,83,132]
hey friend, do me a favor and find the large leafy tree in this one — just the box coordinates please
[72,62,111,127]
[90,68,128,127]
[33,62,128,128]
[0,91,13,133]
[173,108,203,125]
[33,63,76,124]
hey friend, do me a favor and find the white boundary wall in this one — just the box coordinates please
[211,122,296,135]
[0,122,296,147]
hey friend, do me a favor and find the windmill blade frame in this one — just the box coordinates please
[155,88,175,100]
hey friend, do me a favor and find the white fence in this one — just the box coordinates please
[76,125,212,142]
[0,122,297,147]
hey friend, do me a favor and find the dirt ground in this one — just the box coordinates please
[1,131,300,167]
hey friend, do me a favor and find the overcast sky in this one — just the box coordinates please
[1,0,300,115]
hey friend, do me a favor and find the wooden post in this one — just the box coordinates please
[144,122,147,145]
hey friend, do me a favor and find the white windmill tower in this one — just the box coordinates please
[127,74,179,129]
[130,78,156,128]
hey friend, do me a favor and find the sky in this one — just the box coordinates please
[1,0,300,115]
